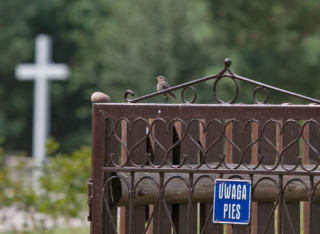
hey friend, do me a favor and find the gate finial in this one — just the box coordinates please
[224,58,232,68]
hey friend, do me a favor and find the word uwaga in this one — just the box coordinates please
[218,183,247,220]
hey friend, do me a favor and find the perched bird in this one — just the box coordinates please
[156,76,179,103]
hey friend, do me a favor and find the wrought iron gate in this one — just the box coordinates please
[89,59,320,234]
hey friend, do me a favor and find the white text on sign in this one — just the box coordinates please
[219,183,247,220]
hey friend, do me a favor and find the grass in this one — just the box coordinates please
[0,226,90,234]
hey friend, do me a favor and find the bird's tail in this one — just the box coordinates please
[173,96,179,103]
[168,91,179,103]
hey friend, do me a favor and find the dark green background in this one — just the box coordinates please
[2,0,320,154]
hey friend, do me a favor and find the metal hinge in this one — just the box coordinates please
[87,179,93,222]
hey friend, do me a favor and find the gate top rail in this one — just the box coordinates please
[96,104,320,120]
[124,58,320,105]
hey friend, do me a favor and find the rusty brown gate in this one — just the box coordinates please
[88,59,320,234]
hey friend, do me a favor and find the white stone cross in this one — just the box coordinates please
[15,34,70,168]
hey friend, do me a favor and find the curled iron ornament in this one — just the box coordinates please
[124,90,135,103]
[122,58,320,104]
[253,86,269,104]
[213,75,239,104]
[106,116,320,172]
[181,86,197,104]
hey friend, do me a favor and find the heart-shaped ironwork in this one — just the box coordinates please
[242,119,263,170]
[223,119,262,169]
[149,118,188,168]
[148,118,170,168]
[261,119,282,171]
[279,119,302,171]
[223,119,242,169]
[112,117,150,167]
[185,119,206,169]
[201,119,224,169]
[129,118,150,167]
[300,119,320,171]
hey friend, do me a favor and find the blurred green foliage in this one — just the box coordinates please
[1,0,320,153]
[0,139,91,233]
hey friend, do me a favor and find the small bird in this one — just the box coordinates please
[156,76,179,103]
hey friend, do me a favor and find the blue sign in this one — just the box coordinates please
[213,179,251,225]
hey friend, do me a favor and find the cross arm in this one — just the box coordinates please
[15,64,70,80]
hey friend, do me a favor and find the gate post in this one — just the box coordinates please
[90,92,111,234]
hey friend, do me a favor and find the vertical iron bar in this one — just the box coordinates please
[187,173,194,234]
[302,120,309,234]
[225,120,232,234]
[127,118,147,233]
[217,173,223,234]
[247,174,253,234]
[129,172,135,234]
[232,118,251,234]
[278,175,283,234]
[120,120,128,234]
[309,176,314,234]
[251,121,258,234]
[149,118,173,233]
[172,124,181,233]
[282,119,300,233]
[216,220,220,234]
[158,172,164,234]
[199,119,223,234]
[308,118,320,233]
[178,119,198,233]
[257,120,276,234]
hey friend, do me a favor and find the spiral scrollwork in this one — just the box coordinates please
[124,90,135,103]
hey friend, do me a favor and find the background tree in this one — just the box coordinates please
[1,0,320,154]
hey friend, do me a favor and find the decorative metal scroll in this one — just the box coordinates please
[124,58,320,104]
[104,117,320,173]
